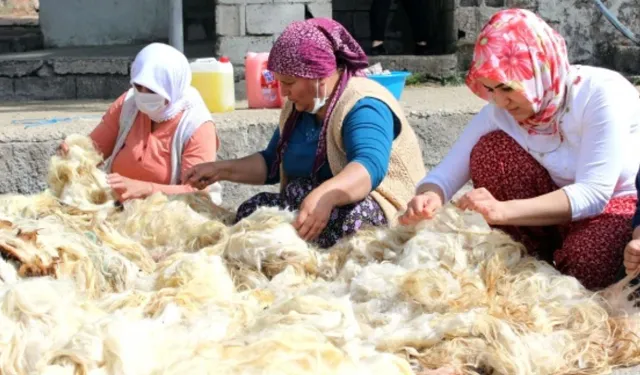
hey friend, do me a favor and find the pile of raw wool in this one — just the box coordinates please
[0,134,639,375]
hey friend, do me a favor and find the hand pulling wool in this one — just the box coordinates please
[0,134,639,375]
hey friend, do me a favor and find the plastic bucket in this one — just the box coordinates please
[367,71,412,100]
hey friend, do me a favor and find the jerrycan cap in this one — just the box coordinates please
[219,56,230,63]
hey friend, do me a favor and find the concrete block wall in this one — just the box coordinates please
[215,0,332,99]
[215,0,333,65]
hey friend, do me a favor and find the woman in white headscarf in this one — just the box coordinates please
[59,43,221,203]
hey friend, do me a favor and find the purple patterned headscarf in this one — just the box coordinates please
[266,18,369,181]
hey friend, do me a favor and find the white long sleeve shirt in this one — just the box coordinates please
[419,65,640,221]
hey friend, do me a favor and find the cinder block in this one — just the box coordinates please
[216,5,245,36]
[246,4,305,35]
[306,2,332,18]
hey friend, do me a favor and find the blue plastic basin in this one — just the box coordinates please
[367,70,412,100]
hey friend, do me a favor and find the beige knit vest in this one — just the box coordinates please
[278,76,426,224]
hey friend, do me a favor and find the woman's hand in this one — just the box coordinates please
[624,236,640,276]
[399,191,443,225]
[455,187,510,225]
[294,188,336,241]
[184,161,230,190]
[56,141,69,156]
[107,173,153,201]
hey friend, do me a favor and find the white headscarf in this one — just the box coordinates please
[129,43,205,123]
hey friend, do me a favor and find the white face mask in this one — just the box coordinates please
[307,80,327,115]
[133,86,167,119]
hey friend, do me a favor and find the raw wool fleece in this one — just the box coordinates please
[0,134,639,375]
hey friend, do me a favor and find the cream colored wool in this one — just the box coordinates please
[225,207,321,278]
[47,134,117,212]
[109,193,229,262]
[1,134,640,375]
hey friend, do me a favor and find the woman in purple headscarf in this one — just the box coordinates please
[185,18,425,249]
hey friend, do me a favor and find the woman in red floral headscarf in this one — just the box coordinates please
[400,8,640,290]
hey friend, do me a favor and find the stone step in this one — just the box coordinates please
[0,29,42,53]
[0,15,42,53]
[0,43,220,101]
[0,43,462,102]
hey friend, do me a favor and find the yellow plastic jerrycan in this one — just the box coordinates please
[190,56,235,113]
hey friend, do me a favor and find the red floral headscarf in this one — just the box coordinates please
[466,9,579,138]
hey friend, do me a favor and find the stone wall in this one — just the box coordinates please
[214,0,332,65]
[456,0,640,72]
[0,56,131,101]
[333,0,640,73]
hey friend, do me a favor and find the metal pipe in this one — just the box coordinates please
[592,0,640,47]
[169,0,184,52]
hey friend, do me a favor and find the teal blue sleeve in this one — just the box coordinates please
[342,97,397,190]
[259,127,281,185]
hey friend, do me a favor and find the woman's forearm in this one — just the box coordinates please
[317,162,372,207]
[224,153,269,185]
[149,182,197,195]
[502,189,573,226]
